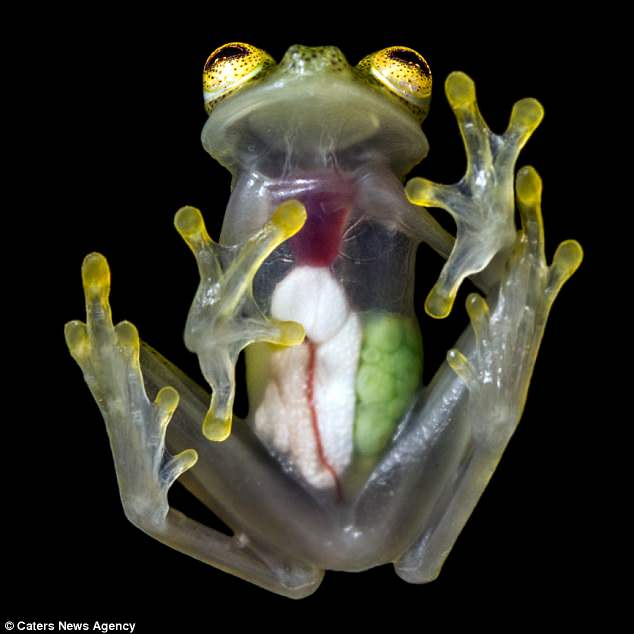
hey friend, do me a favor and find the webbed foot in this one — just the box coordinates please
[174,200,307,441]
[446,165,583,445]
[64,253,197,527]
[406,71,544,318]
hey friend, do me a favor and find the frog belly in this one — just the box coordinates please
[251,266,361,490]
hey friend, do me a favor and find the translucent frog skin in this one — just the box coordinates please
[65,43,583,598]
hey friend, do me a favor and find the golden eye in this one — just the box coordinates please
[356,46,432,121]
[203,42,275,114]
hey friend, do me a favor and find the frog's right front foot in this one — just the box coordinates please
[174,200,307,441]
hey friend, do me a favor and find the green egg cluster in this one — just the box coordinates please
[354,312,423,456]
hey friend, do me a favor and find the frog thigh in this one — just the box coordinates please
[137,342,325,597]
[140,342,332,543]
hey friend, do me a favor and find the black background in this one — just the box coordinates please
[8,10,609,630]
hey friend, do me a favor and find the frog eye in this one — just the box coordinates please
[356,46,432,121]
[203,42,275,114]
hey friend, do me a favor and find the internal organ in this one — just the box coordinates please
[288,192,349,267]
[253,266,361,490]
[269,172,354,267]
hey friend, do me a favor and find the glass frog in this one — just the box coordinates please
[64,43,583,598]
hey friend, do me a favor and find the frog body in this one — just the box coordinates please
[65,43,582,597]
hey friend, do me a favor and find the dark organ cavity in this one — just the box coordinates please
[289,191,349,266]
[268,173,355,267]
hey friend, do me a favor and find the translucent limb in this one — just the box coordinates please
[65,254,324,598]
[406,71,544,318]
[447,166,583,444]
[64,253,198,526]
[174,200,307,441]
[395,166,582,582]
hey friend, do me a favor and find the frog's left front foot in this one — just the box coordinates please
[406,71,544,318]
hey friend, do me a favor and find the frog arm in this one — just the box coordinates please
[174,199,307,441]
[64,254,323,599]
[357,161,497,297]
[406,71,545,317]
[400,194,502,295]
[393,166,583,582]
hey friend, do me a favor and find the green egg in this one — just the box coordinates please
[354,403,395,456]
[356,364,395,403]
[386,346,421,383]
[361,346,382,364]
[363,313,403,352]
[385,394,410,420]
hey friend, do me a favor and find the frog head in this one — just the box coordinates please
[201,43,432,176]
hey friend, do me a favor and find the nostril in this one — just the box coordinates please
[279,45,306,71]
[283,44,307,62]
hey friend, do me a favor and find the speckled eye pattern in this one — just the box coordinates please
[203,42,275,113]
[356,46,432,122]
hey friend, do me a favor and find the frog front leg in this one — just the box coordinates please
[64,204,324,599]
[174,199,307,441]
[395,166,582,583]
[406,71,545,318]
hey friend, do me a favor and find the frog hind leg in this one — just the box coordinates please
[393,166,582,583]
[65,254,323,599]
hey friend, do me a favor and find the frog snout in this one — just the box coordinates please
[279,45,350,75]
